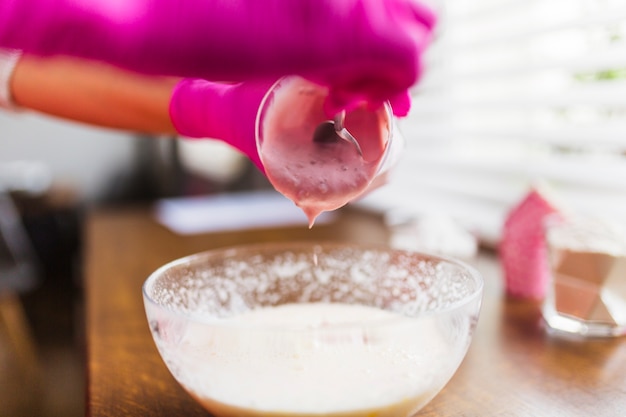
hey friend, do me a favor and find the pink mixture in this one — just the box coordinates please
[259,78,390,227]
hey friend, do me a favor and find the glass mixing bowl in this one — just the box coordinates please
[143,242,483,417]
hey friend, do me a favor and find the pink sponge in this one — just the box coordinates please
[499,187,563,300]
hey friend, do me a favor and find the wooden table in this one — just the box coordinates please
[84,206,626,417]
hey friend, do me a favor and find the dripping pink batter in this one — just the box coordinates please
[258,77,390,227]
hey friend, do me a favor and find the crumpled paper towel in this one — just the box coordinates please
[386,211,478,260]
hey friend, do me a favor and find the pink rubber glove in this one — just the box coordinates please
[169,79,274,173]
[0,0,436,117]
[170,77,408,175]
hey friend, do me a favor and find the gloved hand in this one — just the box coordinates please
[170,76,409,175]
[169,78,274,173]
[0,0,436,117]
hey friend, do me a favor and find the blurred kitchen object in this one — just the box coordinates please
[0,161,47,288]
[176,137,270,194]
[177,139,247,185]
[543,215,626,337]
[0,161,46,417]
[499,185,565,300]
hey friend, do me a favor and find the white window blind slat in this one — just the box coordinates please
[410,82,626,111]
[399,124,626,149]
[444,6,626,50]
[422,45,626,84]
[403,151,626,191]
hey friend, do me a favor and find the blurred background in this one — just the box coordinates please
[0,103,269,416]
[362,0,626,245]
[2,0,626,416]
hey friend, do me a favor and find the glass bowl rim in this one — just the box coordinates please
[142,241,484,331]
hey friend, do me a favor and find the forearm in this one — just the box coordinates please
[0,0,324,79]
[11,54,179,134]
[0,0,436,89]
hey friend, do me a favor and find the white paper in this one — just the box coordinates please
[153,190,336,235]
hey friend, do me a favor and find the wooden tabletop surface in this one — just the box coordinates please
[84,205,626,417]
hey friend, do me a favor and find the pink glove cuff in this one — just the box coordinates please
[169,79,272,172]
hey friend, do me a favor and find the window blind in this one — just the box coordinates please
[358,0,626,246]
